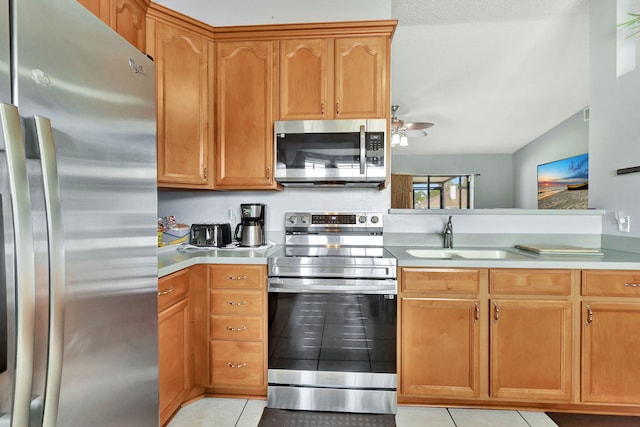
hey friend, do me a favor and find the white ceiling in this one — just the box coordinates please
[155,0,590,156]
[390,0,590,155]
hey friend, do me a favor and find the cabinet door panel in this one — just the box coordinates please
[279,39,331,120]
[156,21,212,187]
[159,298,190,424]
[582,302,640,404]
[215,41,276,189]
[401,298,480,398]
[113,0,146,51]
[334,37,386,119]
[490,299,572,401]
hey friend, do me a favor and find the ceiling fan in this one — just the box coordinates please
[390,105,434,146]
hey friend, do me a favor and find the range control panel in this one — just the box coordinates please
[285,212,382,228]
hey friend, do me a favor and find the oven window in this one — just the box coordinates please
[276,132,384,170]
[268,293,396,374]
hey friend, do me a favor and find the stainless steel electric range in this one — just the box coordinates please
[267,212,398,414]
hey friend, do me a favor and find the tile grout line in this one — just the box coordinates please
[447,408,459,427]
[234,399,250,427]
[517,410,533,427]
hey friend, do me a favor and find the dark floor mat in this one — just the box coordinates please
[546,412,640,427]
[257,408,396,427]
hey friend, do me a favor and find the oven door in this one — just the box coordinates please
[267,281,397,414]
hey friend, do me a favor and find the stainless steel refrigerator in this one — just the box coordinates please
[0,0,158,426]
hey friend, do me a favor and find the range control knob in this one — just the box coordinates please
[287,215,298,224]
[358,215,367,224]
[301,215,310,224]
[370,215,380,224]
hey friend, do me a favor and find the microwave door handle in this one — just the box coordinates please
[359,125,366,175]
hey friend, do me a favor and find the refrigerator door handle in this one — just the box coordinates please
[33,117,65,427]
[0,103,36,427]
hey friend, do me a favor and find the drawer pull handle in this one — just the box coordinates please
[227,275,247,281]
[158,287,174,296]
[226,325,247,332]
[624,283,640,287]
[474,302,480,324]
[493,302,500,323]
[226,362,247,369]
[227,300,247,306]
[585,304,593,326]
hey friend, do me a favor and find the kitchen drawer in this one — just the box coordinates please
[401,268,481,293]
[209,265,266,290]
[209,340,264,387]
[490,269,573,296]
[582,270,640,297]
[210,314,264,340]
[158,268,190,312]
[210,289,264,315]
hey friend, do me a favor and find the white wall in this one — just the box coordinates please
[589,0,640,238]
[153,0,391,26]
[392,153,514,208]
[512,110,589,209]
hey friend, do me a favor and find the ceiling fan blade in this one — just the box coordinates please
[405,129,427,137]
[404,121,434,130]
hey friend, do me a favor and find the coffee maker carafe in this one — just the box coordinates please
[234,203,265,247]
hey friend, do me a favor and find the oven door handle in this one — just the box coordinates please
[268,277,397,295]
[359,125,366,175]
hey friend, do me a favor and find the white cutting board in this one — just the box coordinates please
[515,244,603,255]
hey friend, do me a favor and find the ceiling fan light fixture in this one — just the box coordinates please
[390,104,434,147]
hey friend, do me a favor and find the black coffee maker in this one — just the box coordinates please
[234,203,265,247]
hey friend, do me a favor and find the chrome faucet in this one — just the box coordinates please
[443,216,453,248]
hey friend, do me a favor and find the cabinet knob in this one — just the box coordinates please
[226,300,247,306]
[321,101,325,118]
[493,302,500,323]
[226,275,247,281]
[336,101,340,116]
[226,325,247,332]
[624,283,640,287]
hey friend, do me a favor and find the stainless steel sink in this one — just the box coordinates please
[405,248,531,260]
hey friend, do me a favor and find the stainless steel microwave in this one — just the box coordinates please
[274,119,387,187]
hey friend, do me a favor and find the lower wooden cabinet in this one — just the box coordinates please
[206,265,267,396]
[400,267,575,405]
[581,270,640,405]
[490,299,572,401]
[158,269,191,426]
[401,297,481,398]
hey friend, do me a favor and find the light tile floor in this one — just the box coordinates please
[168,398,559,427]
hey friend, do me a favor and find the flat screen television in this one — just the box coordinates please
[537,153,589,209]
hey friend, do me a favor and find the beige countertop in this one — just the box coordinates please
[386,246,640,270]
[158,244,640,278]
[158,244,280,277]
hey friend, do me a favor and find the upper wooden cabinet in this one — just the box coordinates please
[77,0,148,51]
[146,7,214,189]
[214,40,278,190]
[279,36,389,120]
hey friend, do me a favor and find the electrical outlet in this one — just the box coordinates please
[618,215,631,233]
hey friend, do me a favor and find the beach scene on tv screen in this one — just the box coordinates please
[537,153,589,209]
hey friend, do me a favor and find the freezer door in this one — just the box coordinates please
[14,1,158,426]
